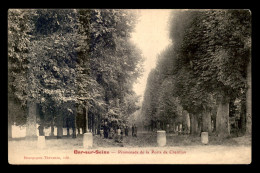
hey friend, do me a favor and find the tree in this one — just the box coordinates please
[169,10,251,137]
[141,69,161,131]
[142,10,251,138]
[9,9,143,138]
[27,9,80,137]
[79,9,143,129]
[8,9,37,137]
[141,48,183,132]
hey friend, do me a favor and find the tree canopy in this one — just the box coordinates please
[141,9,251,136]
[8,9,143,131]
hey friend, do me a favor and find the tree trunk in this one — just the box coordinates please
[8,116,12,139]
[92,114,95,133]
[50,124,54,136]
[240,112,246,134]
[93,114,95,134]
[57,125,63,139]
[83,108,86,133]
[26,102,37,138]
[162,121,165,130]
[179,123,182,132]
[67,122,70,136]
[95,115,98,135]
[85,104,89,133]
[239,94,246,134]
[246,60,252,135]
[83,126,86,134]
[212,115,216,133]
[202,110,212,134]
[182,110,190,134]
[186,113,190,134]
[72,114,76,138]
[8,104,12,139]
[76,113,81,135]
[89,113,92,132]
[190,114,199,135]
[50,117,54,136]
[172,122,176,133]
[97,114,100,135]
[216,96,230,138]
[198,116,202,135]
[57,113,63,139]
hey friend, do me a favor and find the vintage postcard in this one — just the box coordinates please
[8,9,251,164]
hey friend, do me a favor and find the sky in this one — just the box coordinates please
[131,9,172,101]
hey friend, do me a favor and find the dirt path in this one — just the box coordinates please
[8,134,251,164]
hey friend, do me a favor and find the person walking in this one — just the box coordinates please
[103,122,109,139]
[120,126,124,142]
[125,125,129,136]
[109,127,114,139]
[115,126,121,142]
[38,124,44,136]
[132,124,134,137]
[132,124,137,137]
[134,124,138,137]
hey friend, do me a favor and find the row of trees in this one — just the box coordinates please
[141,10,251,137]
[8,9,143,138]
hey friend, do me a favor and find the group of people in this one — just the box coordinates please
[100,122,138,143]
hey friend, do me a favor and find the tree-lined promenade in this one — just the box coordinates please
[8,9,143,139]
[8,9,251,146]
[141,10,251,138]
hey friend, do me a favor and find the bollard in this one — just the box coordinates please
[100,130,104,137]
[157,130,166,147]
[83,132,93,148]
[37,136,46,149]
[201,132,209,145]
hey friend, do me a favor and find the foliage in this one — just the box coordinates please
[175,10,251,98]
[8,9,35,107]
[8,9,143,129]
[141,10,251,133]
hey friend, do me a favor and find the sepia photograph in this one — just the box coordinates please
[8,9,252,164]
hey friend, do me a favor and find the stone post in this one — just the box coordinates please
[157,130,166,147]
[83,132,93,148]
[201,132,209,145]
